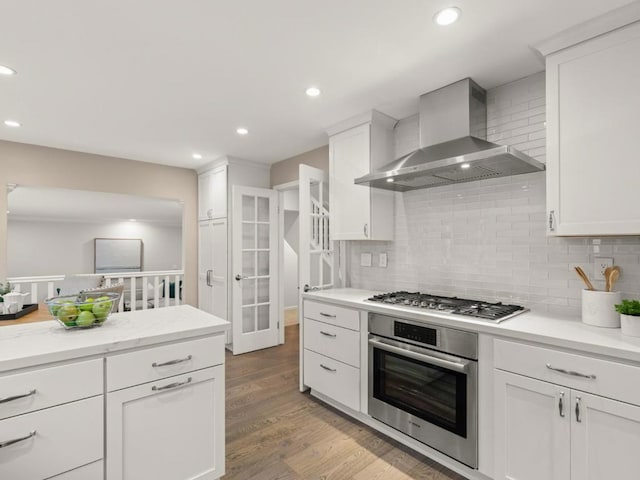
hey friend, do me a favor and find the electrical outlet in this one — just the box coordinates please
[379,253,388,268]
[593,257,613,279]
[360,253,372,267]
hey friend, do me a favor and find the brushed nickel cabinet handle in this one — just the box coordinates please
[152,377,193,392]
[0,430,36,449]
[319,312,336,318]
[0,389,36,404]
[152,355,192,368]
[320,364,336,372]
[364,223,369,238]
[558,392,565,417]
[320,331,336,338]
[546,364,596,380]
[575,396,582,423]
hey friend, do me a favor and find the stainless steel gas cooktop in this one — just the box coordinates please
[367,291,526,322]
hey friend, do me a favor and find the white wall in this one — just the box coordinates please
[0,140,198,305]
[8,219,181,277]
[349,72,640,316]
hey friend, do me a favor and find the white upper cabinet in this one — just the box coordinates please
[198,165,227,221]
[328,110,395,241]
[546,21,640,236]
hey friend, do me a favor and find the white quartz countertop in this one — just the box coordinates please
[303,288,640,363]
[0,305,230,373]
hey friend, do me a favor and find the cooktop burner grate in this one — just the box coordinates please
[367,291,525,322]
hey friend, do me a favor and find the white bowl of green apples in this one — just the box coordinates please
[45,292,119,329]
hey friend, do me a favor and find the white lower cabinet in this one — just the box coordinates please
[571,390,640,480]
[494,370,570,480]
[0,396,103,480]
[106,365,225,480]
[494,344,640,480]
[303,350,360,411]
[301,300,361,412]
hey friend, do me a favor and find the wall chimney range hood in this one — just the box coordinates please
[354,78,545,191]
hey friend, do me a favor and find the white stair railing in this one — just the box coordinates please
[7,270,184,313]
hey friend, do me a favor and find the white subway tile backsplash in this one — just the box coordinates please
[349,72,640,315]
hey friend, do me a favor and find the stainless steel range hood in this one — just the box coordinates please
[354,78,545,192]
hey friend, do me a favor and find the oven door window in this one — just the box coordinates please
[373,347,467,437]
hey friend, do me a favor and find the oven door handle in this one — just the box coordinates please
[368,338,469,374]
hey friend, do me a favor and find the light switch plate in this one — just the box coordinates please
[360,253,372,267]
[379,253,388,268]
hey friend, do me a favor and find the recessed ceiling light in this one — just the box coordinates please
[434,7,461,26]
[306,86,321,97]
[4,120,21,127]
[0,65,16,76]
[128,218,137,222]
[236,127,249,135]
[461,163,470,169]
[192,153,203,160]
[386,178,395,183]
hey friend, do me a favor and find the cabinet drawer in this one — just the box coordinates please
[0,359,103,420]
[48,460,103,480]
[303,300,360,331]
[495,338,640,405]
[0,396,103,480]
[304,349,360,411]
[304,318,360,367]
[107,334,225,392]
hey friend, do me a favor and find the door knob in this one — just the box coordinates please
[235,274,248,281]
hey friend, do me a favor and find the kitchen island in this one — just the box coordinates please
[0,304,229,480]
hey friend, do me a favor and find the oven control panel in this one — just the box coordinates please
[394,321,437,346]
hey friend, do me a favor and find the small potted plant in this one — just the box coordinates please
[615,299,640,337]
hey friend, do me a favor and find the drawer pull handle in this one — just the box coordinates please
[558,392,565,417]
[575,396,582,423]
[0,389,36,404]
[320,364,336,372]
[319,312,336,318]
[546,364,596,380]
[0,430,36,449]
[152,355,193,368]
[320,331,337,338]
[152,377,193,392]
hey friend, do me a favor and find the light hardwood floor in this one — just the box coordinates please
[224,325,466,480]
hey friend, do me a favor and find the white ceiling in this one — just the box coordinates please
[0,0,633,169]
[7,186,182,224]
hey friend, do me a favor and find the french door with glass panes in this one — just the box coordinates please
[231,186,279,354]
[299,164,334,300]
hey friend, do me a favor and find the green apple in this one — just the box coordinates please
[79,298,95,312]
[76,310,96,327]
[92,297,112,322]
[57,305,79,325]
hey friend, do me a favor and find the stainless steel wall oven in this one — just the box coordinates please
[368,313,478,468]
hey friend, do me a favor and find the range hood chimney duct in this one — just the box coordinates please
[354,78,545,191]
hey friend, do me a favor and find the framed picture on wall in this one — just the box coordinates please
[94,238,143,274]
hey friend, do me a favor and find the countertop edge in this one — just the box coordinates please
[0,305,230,373]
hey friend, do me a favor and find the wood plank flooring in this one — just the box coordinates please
[224,325,466,480]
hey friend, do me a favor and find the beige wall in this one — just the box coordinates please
[0,140,199,306]
[270,145,329,186]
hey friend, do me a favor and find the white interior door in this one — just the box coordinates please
[231,186,279,355]
[299,165,333,301]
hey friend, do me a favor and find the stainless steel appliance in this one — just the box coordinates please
[354,78,545,191]
[367,291,526,322]
[368,312,478,468]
